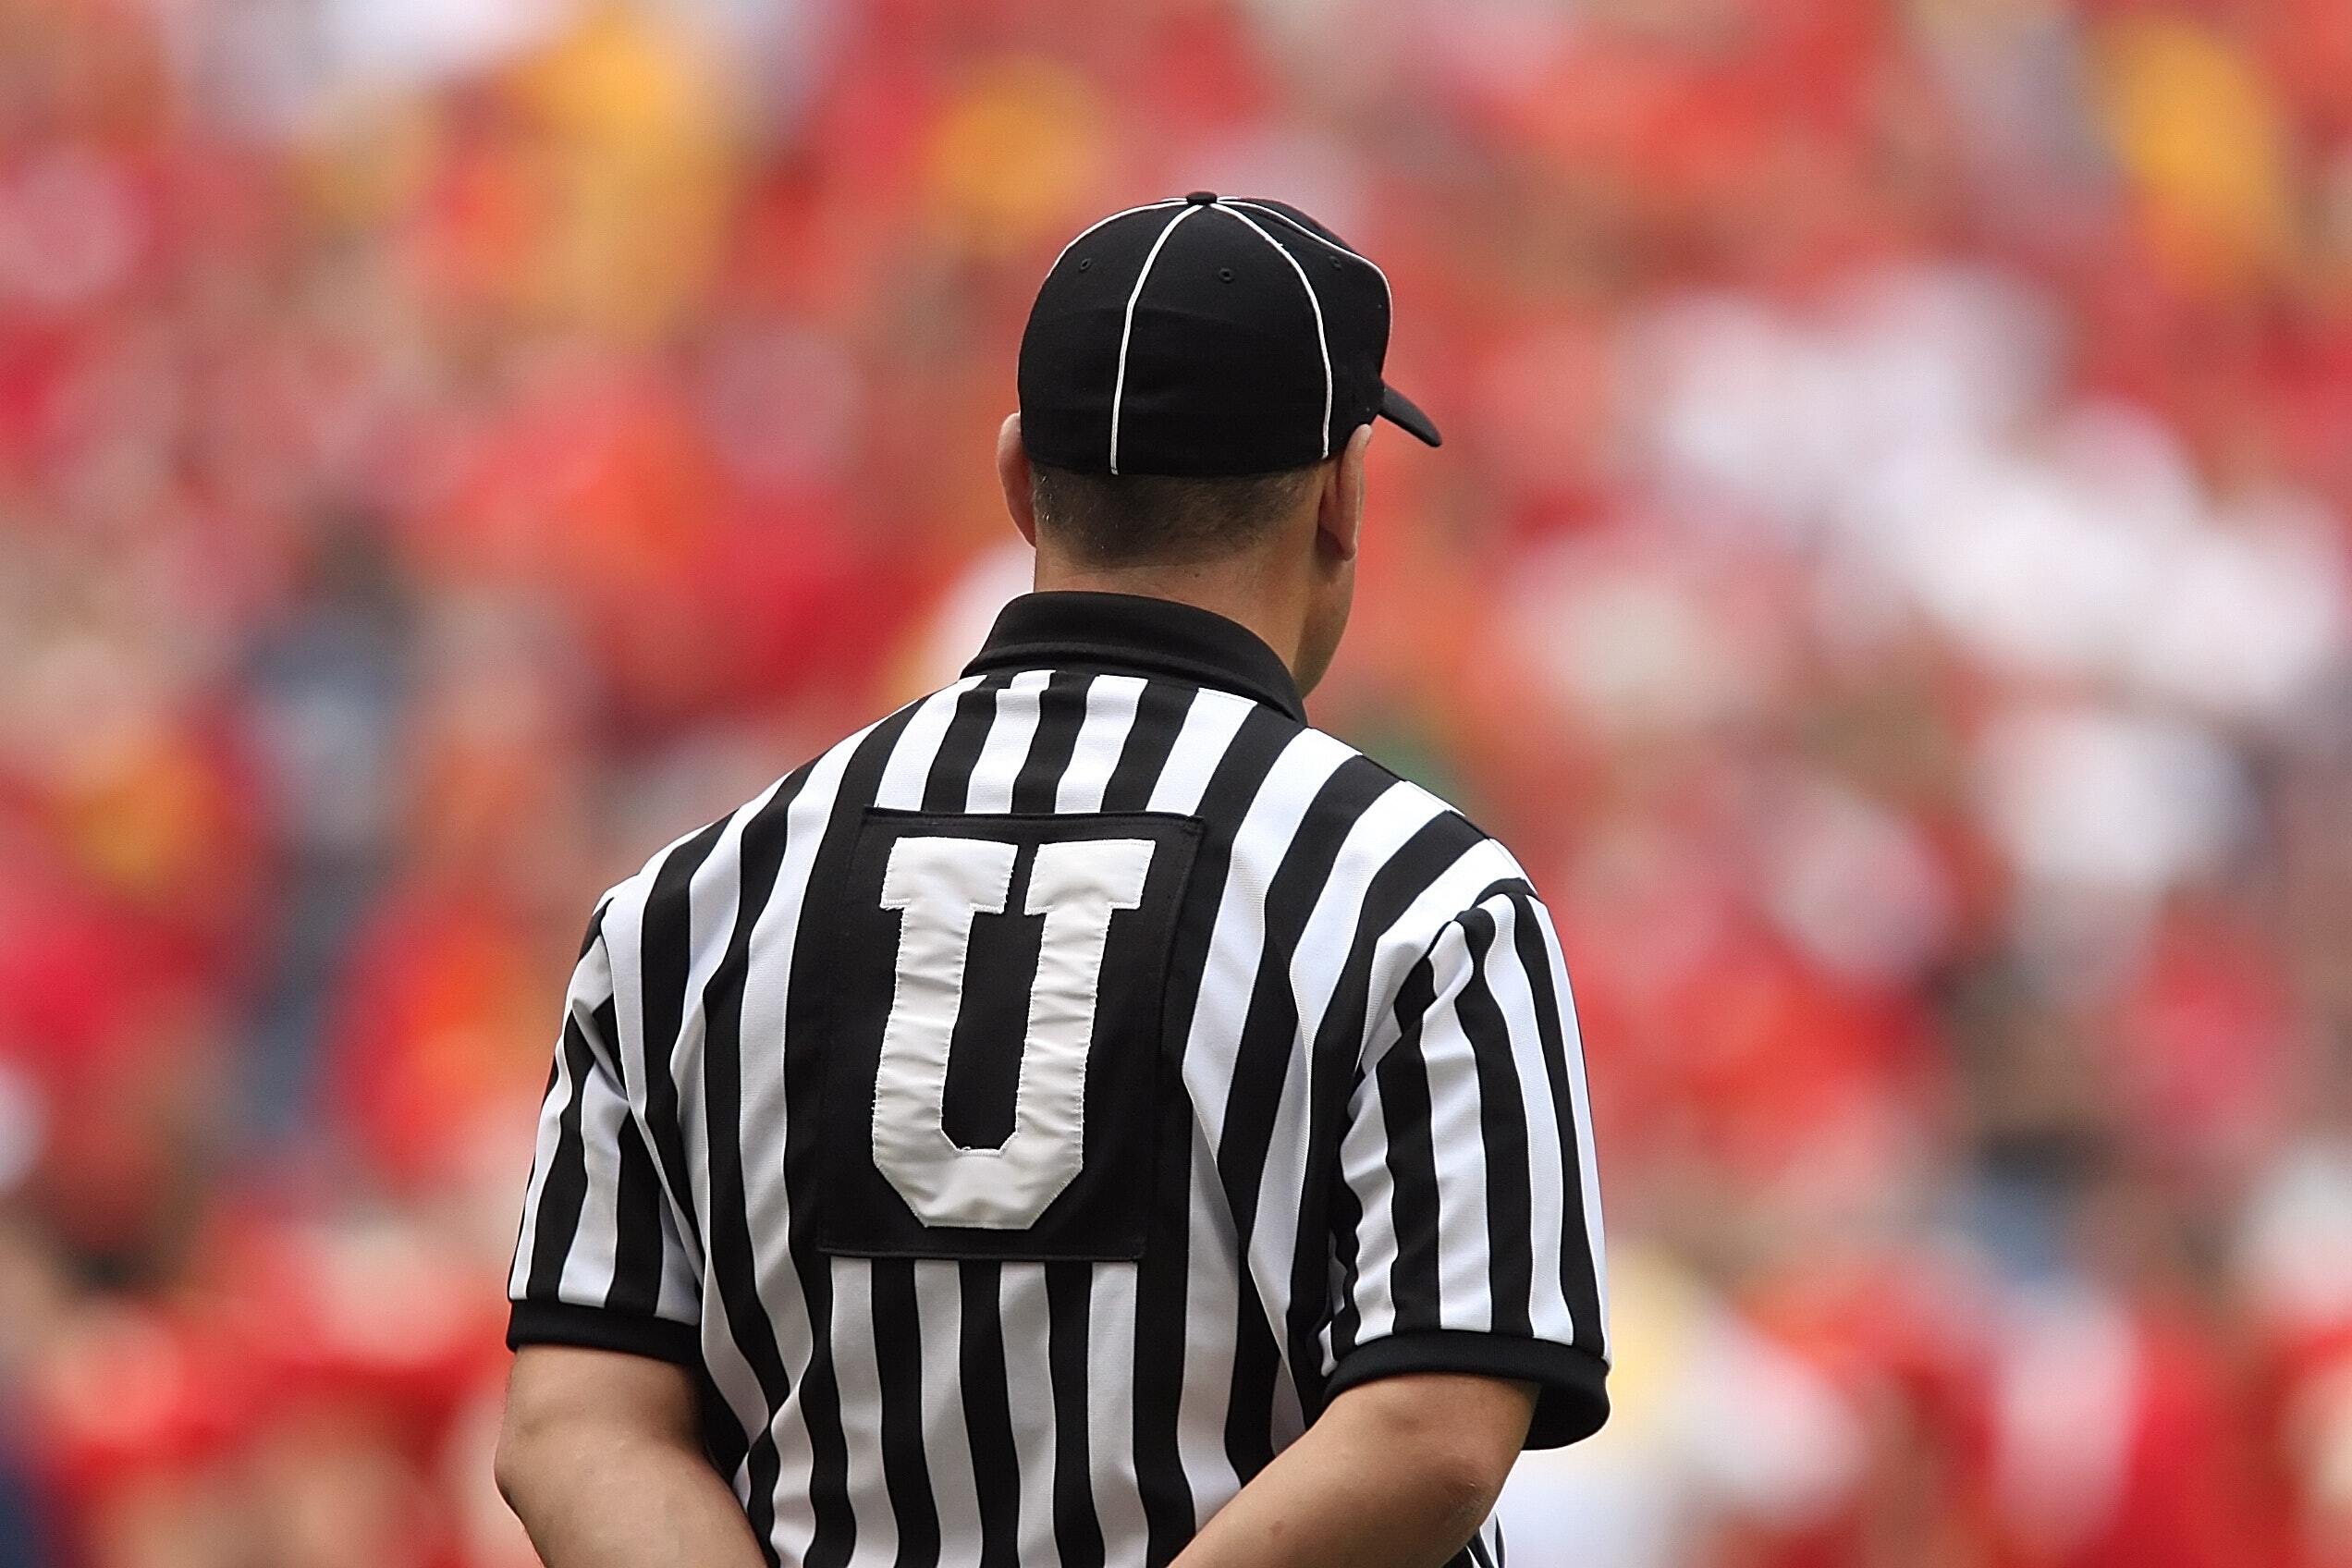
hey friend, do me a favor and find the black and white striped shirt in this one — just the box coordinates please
[509,591,1609,1568]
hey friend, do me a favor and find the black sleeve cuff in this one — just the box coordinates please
[1325,1330,1610,1449]
[507,1300,703,1368]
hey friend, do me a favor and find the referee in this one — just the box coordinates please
[496,192,1609,1568]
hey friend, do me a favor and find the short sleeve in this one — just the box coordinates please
[508,910,703,1366]
[1323,883,1610,1448]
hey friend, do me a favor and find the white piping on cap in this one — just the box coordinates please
[1044,198,1187,280]
[1108,203,1203,475]
[1223,199,1392,316]
[1211,202,1332,460]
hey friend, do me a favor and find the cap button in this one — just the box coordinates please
[1184,190,1219,205]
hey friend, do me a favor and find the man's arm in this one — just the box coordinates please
[1170,1372,1535,1568]
[496,1345,766,1568]
[1181,877,1611,1568]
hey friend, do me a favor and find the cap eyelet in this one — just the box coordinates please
[1077,256,1092,271]
[1218,267,1234,283]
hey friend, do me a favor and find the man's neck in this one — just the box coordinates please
[1031,557,1308,683]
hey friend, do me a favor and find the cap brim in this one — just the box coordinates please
[1378,384,1441,447]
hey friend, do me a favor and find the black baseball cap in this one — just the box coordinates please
[1018,192,1441,477]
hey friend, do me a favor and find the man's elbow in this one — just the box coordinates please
[494,1375,589,1515]
[494,1401,557,1513]
[1325,1371,1535,1525]
[1401,1433,1516,1539]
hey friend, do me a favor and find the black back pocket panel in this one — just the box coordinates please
[814,808,1203,1261]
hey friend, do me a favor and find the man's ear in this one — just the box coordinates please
[998,413,1038,546]
[1317,423,1373,564]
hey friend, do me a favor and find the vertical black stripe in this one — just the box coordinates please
[1286,814,1484,1421]
[523,1013,599,1298]
[1011,669,1090,813]
[1501,886,1605,1352]
[872,1267,941,1566]
[604,1094,668,1317]
[578,899,613,962]
[590,997,620,1089]
[611,841,738,1504]
[1375,946,1445,1331]
[1135,702,1299,1563]
[1452,905,1537,1338]
[1215,755,1396,1479]
[1046,1263,1103,1568]
[959,1271,1022,1568]
[1099,680,1193,814]
[925,674,1011,809]
[638,818,729,1259]
[1326,1088,1371,1366]
[692,766,823,1567]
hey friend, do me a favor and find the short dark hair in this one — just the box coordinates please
[1029,462,1319,568]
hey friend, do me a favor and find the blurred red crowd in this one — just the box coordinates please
[4,0,2352,1564]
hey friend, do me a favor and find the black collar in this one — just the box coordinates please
[963,591,1307,724]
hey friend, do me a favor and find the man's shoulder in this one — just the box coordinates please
[1291,722,1510,851]
[1238,720,1547,946]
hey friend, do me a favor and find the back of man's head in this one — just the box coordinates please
[1027,464,1321,569]
[1007,194,1440,690]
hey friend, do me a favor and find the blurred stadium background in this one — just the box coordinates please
[3,0,2352,1562]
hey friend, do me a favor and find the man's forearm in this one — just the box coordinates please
[498,1419,766,1568]
[1170,1373,1533,1568]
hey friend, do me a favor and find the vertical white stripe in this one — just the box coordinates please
[554,1065,632,1305]
[1211,203,1333,459]
[913,1261,985,1565]
[652,1194,698,1324]
[1416,922,1502,1333]
[1109,204,1204,474]
[1476,896,1578,1350]
[1084,1263,1148,1551]
[999,1266,1060,1564]
[509,1035,580,1297]
[1526,895,1610,1359]
[962,668,1051,814]
[822,1262,900,1566]
[510,937,613,1294]
[873,676,985,808]
[1145,687,1255,816]
[1055,674,1145,815]
[1331,1067,1402,1352]
[1174,1138,1255,1514]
